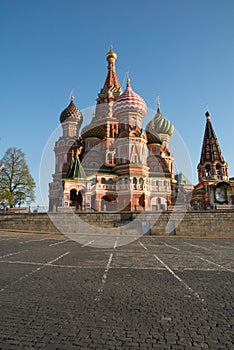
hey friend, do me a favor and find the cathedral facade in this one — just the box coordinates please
[49,47,175,212]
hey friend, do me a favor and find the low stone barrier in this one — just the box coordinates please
[0,210,233,238]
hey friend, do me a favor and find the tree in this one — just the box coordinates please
[0,148,35,208]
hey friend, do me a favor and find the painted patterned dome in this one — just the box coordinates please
[113,79,147,117]
[60,96,83,125]
[148,102,174,137]
[81,123,105,140]
[145,118,162,144]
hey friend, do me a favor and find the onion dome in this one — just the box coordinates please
[113,78,147,117]
[106,44,117,60]
[81,123,105,140]
[60,96,83,125]
[145,118,162,144]
[149,101,174,136]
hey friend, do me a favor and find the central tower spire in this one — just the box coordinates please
[96,45,122,104]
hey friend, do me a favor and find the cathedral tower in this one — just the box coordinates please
[197,110,228,182]
[194,110,233,209]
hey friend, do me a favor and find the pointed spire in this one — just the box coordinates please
[199,110,225,164]
[97,45,122,104]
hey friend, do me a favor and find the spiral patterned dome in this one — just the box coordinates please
[145,118,162,144]
[60,96,83,125]
[147,102,174,137]
[113,79,147,117]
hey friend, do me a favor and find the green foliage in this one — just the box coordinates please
[0,147,35,208]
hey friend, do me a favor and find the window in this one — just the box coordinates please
[91,178,96,185]
[101,178,106,184]
[205,165,211,176]
[216,164,222,175]
[133,177,137,185]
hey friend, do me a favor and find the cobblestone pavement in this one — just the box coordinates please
[0,231,233,349]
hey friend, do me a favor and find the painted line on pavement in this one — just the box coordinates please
[0,251,70,293]
[46,252,70,265]
[49,239,70,247]
[184,242,209,251]
[95,253,113,302]
[81,240,95,247]
[0,259,220,271]
[0,250,28,259]
[197,256,234,272]
[19,238,53,244]
[138,241,148,250]
[162,242,180,251]
[154,253,204,302]
[211,243,234,250]
[0,236,26,242]
[114,238,118,249]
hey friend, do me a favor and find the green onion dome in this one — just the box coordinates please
[145,118,162,144]
[81,123,105,140]
[149,102,174,137]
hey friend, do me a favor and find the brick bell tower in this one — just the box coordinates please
[194,109,234,209]
[49,96,83,211]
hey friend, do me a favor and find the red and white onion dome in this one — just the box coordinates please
[113,78,147,117]
[60,96,83,125]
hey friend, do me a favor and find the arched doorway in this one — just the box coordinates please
[70,189,83,210]
[101,195,116,211]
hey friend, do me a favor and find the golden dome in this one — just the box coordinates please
[106,45,117,60]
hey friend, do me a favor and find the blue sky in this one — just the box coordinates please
[1,0,234,207]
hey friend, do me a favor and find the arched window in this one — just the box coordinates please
[91,178,96,185]
[164,180,167,187]
[101,177,106,184]
[108,178,113,185]
[139,178,144,185]
[155,180,159,186]
[133,177,137,185]
[205,165,211,176]
[107,153,112,162]
[216,164,222,175]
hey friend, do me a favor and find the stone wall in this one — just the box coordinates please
[0,211,233,238]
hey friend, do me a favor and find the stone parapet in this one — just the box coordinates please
[0,211,233,238]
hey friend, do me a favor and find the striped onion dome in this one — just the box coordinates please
[147,102,174,137]
[145,118,162,144]
[60,96,83,125]
[113,78,147,117]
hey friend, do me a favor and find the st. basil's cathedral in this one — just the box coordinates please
[49,47,234,212]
